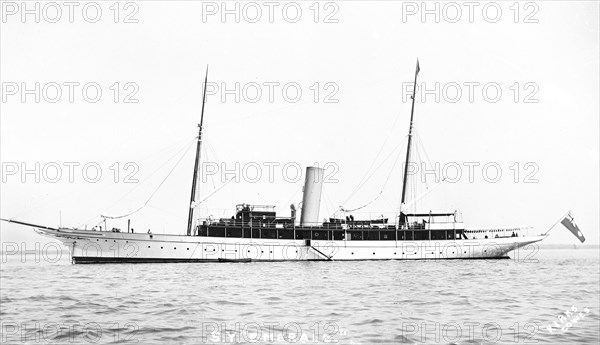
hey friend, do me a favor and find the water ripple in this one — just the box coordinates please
[1,249,598,344]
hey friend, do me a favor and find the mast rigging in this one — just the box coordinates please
[187,66,209,236]
[400,59,420,224]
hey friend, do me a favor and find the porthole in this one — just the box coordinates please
[161,246,163,249]
[187,248,190,250]
[148,246,150,249]
[174,247,176,250]
[351,252,354,255]
[373,252,375,255]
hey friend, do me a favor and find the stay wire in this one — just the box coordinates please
[99,139,197,220]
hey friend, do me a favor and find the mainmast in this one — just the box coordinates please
[400,59,420,221]
[187,66,209,236]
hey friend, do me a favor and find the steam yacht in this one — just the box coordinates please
[4,62,568,263]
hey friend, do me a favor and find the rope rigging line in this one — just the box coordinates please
[403,176,447,211]
[414,134,426,190]
[414,129,436,190]
[192,135,237,217]
[205,132,221,165]
[402,130,448,212]
[284,185,304,209]
[192,177,234,208]
[100,138,197,220]
[342,112,403,206]
[336,133,407,215]
[110,136,198,207]
[342,134,408,206]
[202,143,217,190]
[74,136,198,228]
[410,145,417,214]
[6,136,194,224]
[321,188,337,219]
[414,130,443,202]
[415,129,434,174]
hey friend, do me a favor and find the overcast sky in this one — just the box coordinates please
[1,0,598,245]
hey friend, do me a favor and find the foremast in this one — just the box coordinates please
[187,66,209,236]
[399,59,420,226]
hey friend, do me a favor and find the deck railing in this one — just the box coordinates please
[197,218,397,230]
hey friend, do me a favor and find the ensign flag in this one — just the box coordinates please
[560,213,586,243]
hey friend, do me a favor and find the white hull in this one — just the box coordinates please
[36,228,546,263]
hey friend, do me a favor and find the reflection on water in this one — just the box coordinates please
[1,248,598,344]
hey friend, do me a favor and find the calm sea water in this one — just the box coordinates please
[1,248,598,345]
